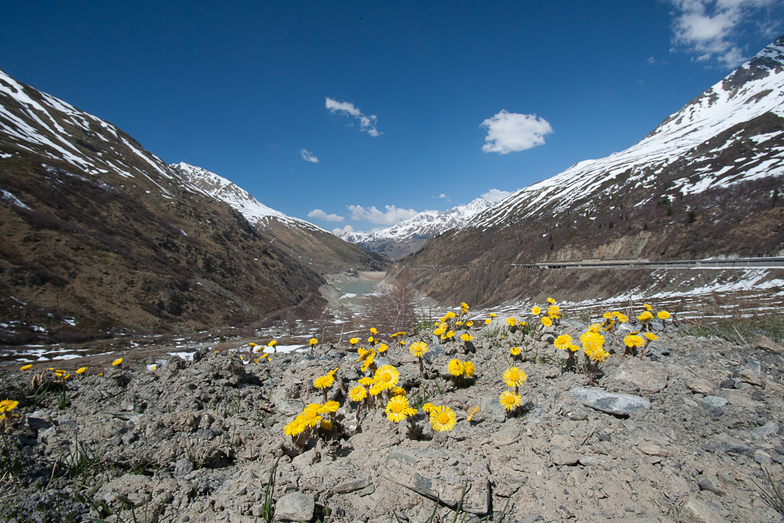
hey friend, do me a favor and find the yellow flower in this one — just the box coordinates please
[422,403,436,414]
[409,341,428,358]
[466,406,480,422]
[391,386,407,397]
[463,360,475,378]
[430,405,456,432]
[320,401,340,414]
[434,326,446,336]
[349,338,359,345]
[638,311,654,322]
[657,310,671,320]
[320,419,333,431]
[370,327,378,335]
[553,334,573,351]
[461,302,469,310]
[75,367,87,375]
[448,359,464,377]
[547,305,561,318]
[391,331,407,338]
[369,382,384,396]
[484,319,492,325]
[466,321,473,327]
[386,396,416,423]
[644,303,652,311]
[541,316,552,327]
[358,377,374,387]
[645,332,658,341]
[503,367,527,388]
[460,333,473,342]
[510,347,521,356]
[377,343,389,353]
[314,374,335,389]
[268,340,277,347]
[603,312,614,320]
[532,306,541,316]
[587,347,610,363]
[506,317,518,327]
[309,338,318,346]
[249,342,257,348]
[624,334,645,348]
[361,351,375,372]
[490,313,497,317]
[368,336,375,344]
[112,358,123,367]
[356,347,370,361]
[285,419,305,437]
[0,399,20,419]
[444,330,455,339]
[20,364,32,371]
[373,364,399,390]
[455,321,463,327]
[499,391,521,411]
[349,385,367,402]
[581,331,605,351]
[614,312,629,323]
[547,297,555,304]
[445,311,456,319]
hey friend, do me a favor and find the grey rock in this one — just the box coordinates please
[568,387,651,417]
[739,369,764,387]
[551,449,580,466]
[698,479,724,496]
[274,492,314,522]
[753,335,784,354]
[271,386,303,416]
[755,450,772,464]
[680,494,726,523]
[754,420,779,438]
[745,358,762,375]
[686,379,714,395]
[330,477,372,494]
[701,396,728,408]
[712,434,754,456]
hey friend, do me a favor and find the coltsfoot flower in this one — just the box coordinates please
[499,390,521,411]
[553,334,573,351]
[112,358,123,367]
[349,385,367,402]
[430,405,456,432]
[448,359,464,377]
[409,341,428,358]
[374,364,399,391]
[385,396,416,423]
[503,367,527,389]
[462,360,475,378]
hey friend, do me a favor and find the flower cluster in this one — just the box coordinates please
[499,366,526,415]
[447,358,475,386]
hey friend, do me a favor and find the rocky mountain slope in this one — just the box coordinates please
[404,35,784,306]
[171,163,389,274]
[2,315,783,522]
[0,69,326,343]
[339,197,494,260]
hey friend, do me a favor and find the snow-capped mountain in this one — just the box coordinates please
[405,35,784,306]
[171,162,320,231]
[171,162,388,274]
[0,68,331,341]
[338,198,494,259]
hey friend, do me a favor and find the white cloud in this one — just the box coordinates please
[348,204,418,225]
[308,209,344,222]
[332,224,357,235]
[480,110,553,154]
[482,189,515,203]
[325,97,383,137]
[300,149,319,163]
[669,0,777,68]
[438,193,448,199]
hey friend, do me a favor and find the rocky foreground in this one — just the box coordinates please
[2,319,784,522]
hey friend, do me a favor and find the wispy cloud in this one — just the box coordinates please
[300,149,319,163]
[325,97,382,137]
[482,188,514,203]
[480,110,553,154]
[308,209,344,222]
[348,204,418,225]
[669,0,778,68]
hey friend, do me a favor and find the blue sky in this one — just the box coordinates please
[2,1,783,234]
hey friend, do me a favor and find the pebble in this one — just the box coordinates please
[568,387,651,417]
[274,492,315,522]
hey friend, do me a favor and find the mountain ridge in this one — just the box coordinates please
[402,35,784,306]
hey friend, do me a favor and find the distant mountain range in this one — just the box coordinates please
[0,69,382,344]
[337,198,494,260]
[171,162,388,274]
[403,35,784,306]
